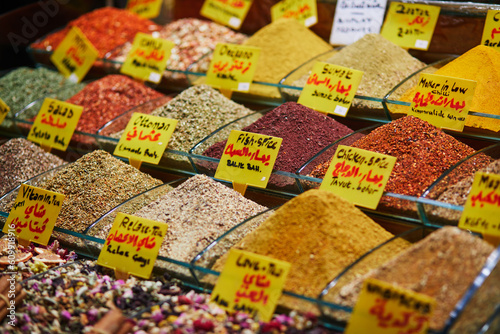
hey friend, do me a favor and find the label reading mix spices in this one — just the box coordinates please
[200,0,253,30]
[114,112,178,166]
[3,184,65,246]
[215,130,282,189]
[481,10,500,49]
[97,212,168,279]
[210,249,291,322]
[345,278,435,334]
[298,62,363,117]
[380,2,440,50]
[319,145,396,210]
[27,98,83,151]
[271,0,318,27]
[126,0,163,18]
[459,172,500,237]
[50,26,99,83]
[409,73,477,132]
[206,43,260,92]
[120,32,175,83]
[0,98,10,126]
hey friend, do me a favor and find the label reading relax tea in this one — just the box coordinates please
[200,0,253,30]
[271,0,318,27]
[126,0,163,18]
[298,62,363,117]
[320,145,396,210]
[0,98,10,126]
[481,10,500,48]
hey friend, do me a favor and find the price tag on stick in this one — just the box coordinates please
[320,145,396,210]
[298,62,363,117]
[481,10,500,48]
[0,98,10,126]
[126,0,163,18]
[210,249,291,321]
[200,0,253,30]
[3,185,65,247]
[271,0,318,27]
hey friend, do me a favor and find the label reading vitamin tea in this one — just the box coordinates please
[200,0,253,30]
[0,98,10,126]
[126,0,163,18]
[271,0,317,27]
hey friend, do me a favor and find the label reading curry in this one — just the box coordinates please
[126,0,163,18]
[97,212,168,279]
[298,62,363,117]
[482,10,500,49]
[0,98,10,126]
[320,145,396,210]
[200,0,253,30]
[271,0,318,27]
[3,184,65,246]
[210,249,291,322]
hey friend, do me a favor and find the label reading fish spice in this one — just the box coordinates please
[206,43,260,92]
[481,10,500,48]
[459,172,500,237]
[215,130,282,189]
[0,98,10,126]
[200,0,253,30]
[50,26,99,82]
[121,33,174,83]
[298,62,363,117]
[320,145,396,210]
[3,184,65,246]
[271,0,317,27]
[126,0,163,18]
[114,112,178,166]
[409,73,477,132]
[27,98,83,151]
[210,249,290,321]
[97,212,168,279]
[345,278,435,334]
[380,2,440,50]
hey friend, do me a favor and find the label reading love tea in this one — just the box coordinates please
[298,62,363,117]
[50,26,99,82]
[320,145,396,209]
[206,43,260,92]
[409,73,477,132]
[3,185,65,246]
[120,33,174,83]
[345,278,435,334]
[459,172,500,237]
[200,0,253,30]
[380,2,440,50]
[210,249,291,321]
[215,130,282,189]
[97,212,168,279]
[0,98,10,126]
[27,98,83,151]
[114,113,178,166]
[126,0,163,18]
[482,10,500,48]
[271,0,318,27]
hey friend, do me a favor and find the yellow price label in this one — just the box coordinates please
[298,62,363,117]
[0,98,10,126]
[114,113,178,166]
[205,43,260,92]
[97,212,168,279]
[320,145,396,210]
[3,185,65,246]
[380,2,440,50]
[481,10,500,49]
[27,98,83,151]
[126,0,163,18]
[215,130,282,189]
[50,26,99,83]
[459,172,500,237]
[200,0,253,30]
[120,33,175,83]
[408,73,477,132]
[210,249,291,321]
[345,278,435,334]
[271,0,318,27]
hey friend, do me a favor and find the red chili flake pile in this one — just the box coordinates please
[30,7,159,57]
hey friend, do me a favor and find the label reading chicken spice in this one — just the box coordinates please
[97,212,168,279]
[206,43,260,92]
[210,249,291,322]
[271,0,318,27]
[126,0,163,19]
[459,172,500,237]
[200,0,253,30]
[215,130,282,189]
[481,10,500,49]
[409,73,477,132]
[50,26,99,83]
[298,62,363,117]
[320,145,396,209]
[0,98,10,126]
[3,184,65,246]
[121,33,175,83]
[27,98,83,151]
[114,112,178,167]
[345,278,435,334]
[380,2,440,50]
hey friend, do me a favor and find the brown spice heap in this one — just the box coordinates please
[331,226,496,331]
